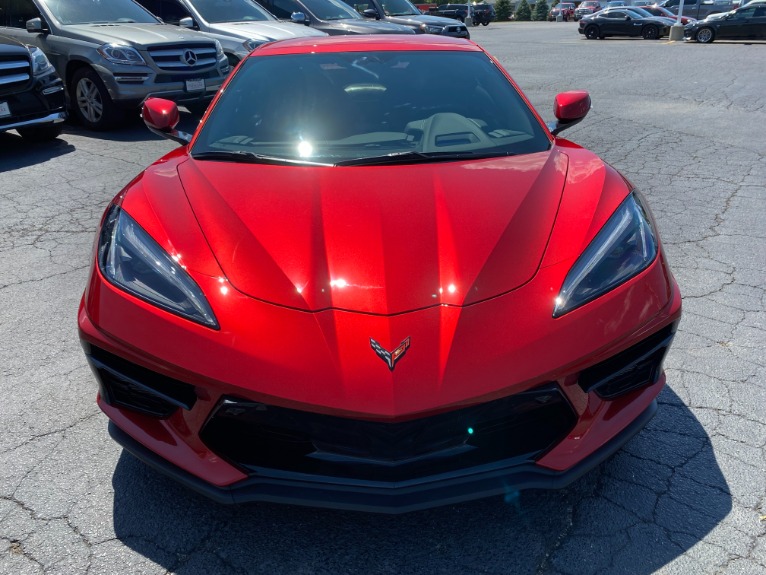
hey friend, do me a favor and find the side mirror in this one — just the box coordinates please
[179,16,196,29]
[291,12,309,24]
[362,8,379,18]
[142,98,192,145]
[547,90,591,136]
[26,17,47,34]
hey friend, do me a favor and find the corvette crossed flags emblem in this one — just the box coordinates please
[370,337,411,371]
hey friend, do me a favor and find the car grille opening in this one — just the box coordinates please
[0,55,31,93]
[200,385,577,482]
[578,322,678,400]
[84,344,197,418]
[146,43,218,72]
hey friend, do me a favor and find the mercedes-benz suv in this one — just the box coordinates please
[0,33,65,140]
[0,0,230,129]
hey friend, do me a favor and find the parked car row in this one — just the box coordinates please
[573,0,736,20]
[0,0,466,134]
[578,5,675,38]
[576,0,766,40]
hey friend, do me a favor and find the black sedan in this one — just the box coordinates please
[684,2,766,42]
[578,7,671,38]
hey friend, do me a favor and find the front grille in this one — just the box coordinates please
[0,56,31,92]
[146,43,218,73]
[578,322,678,399]
[85,345,197,418]
[201,385,577,481]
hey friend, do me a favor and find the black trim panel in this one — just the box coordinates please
[109,400,657,514]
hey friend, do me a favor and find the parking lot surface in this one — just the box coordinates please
[1,23,764,575]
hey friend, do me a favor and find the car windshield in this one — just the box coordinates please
[627,7,652,16]
[192,50,550,165]
[301,0,363,19]
[379,0,422,16]
[191,0,275,22]
[42,0,159,24]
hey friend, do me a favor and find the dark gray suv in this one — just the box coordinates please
[0,0,230,129]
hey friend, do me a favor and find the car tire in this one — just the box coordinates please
[16,124,63,141]
[71,68,124,131]
[642,25,659,39]
[482,21,489,25]
[585,25,600,39]
[696,27,715,43]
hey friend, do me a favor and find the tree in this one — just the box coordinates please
[532,0,549,20]
[515,0,532,20]
[495,0,513,20]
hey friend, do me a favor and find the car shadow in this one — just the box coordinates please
[0,131,76,172]
[111,385,731,574]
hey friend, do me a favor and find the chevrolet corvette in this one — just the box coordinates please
[79,35,682,513]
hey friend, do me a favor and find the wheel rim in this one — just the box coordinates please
[76,77,103,124]
[646,26,657,39]
[586,26,597,38]
[698,28,712,42]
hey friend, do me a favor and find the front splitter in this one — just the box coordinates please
[109,399,656,514]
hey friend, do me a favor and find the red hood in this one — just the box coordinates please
[177,149,567,315]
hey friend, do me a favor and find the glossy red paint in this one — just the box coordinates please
[141,98,180,132]
[554,91,592,122]
[176,150,567,314]
[79,36,682,509]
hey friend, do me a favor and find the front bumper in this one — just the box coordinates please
[0,74,66,132]
[94,62,229,108]
[109,399,657,513]
[80,213,682,512]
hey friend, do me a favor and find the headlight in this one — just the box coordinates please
[98,205,219,329]
[242,38,264,52]
[553,192,657,318]
[28,46,55,76]
[421,23,443,33]
[97,43,146,66]
[214,39,225,59]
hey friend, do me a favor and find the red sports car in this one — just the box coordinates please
[79,35,681,513]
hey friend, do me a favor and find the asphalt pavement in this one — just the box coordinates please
[1,23,764,575]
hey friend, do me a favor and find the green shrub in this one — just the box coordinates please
[495,0,513,20]
[515,0,532,20]
[533,0,549,20]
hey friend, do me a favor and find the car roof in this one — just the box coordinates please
[250,35,480,57]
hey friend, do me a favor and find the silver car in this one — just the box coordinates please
[136,0,328,66]
[0,0,230,129]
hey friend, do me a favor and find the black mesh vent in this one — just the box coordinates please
[86,345,197,418]
[201,385,577,481]
[579,322,678,399]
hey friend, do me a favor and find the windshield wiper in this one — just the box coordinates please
[334,150,513,167]
[192,150,332,166]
